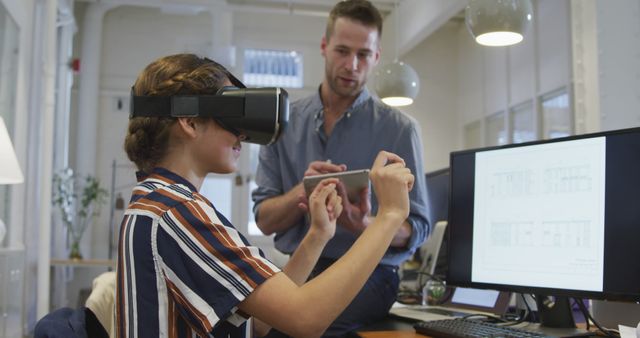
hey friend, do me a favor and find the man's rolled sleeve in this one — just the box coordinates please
[252,144,283,220]
[395,120,431,254]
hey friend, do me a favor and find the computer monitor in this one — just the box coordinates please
[426,168,450,225]
[447,127,640,328]
[425,168,450,277]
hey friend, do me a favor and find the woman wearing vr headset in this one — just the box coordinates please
[117,53,414,338]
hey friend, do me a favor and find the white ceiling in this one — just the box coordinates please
[74,0,402,17]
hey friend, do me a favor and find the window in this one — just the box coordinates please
[541,88,572,139]
[243,49,303,88]
[464,120,482,149]
[510,101,536,143]
[486,111,506,146]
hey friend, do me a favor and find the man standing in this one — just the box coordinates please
[252,0,430,336]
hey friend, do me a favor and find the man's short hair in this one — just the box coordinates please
[325,0,383,42]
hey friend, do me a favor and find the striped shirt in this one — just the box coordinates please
[116,168,280,338]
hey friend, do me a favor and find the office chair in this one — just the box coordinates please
[34,306,108,338]
[35,271,114,338]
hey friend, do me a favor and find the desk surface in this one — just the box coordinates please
[355,317,428,338]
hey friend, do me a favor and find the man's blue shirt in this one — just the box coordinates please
[252,87,431,266]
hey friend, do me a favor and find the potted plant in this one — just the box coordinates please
[52,168,108,260]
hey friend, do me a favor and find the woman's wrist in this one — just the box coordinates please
[374,210,406,229]
[306,225,333,244]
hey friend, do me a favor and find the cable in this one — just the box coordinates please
[461,313,509,323]
[574,298,620,338]
[520,293,536,323]
[499,295,530,326]
[572,298,590,331]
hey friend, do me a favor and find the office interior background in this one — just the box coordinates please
[0,0,639,336]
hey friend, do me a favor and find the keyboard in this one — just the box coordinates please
[414,318,556,338]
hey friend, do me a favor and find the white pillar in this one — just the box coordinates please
[593,0,640,131]
[571,0,600,134]
[36,0,58,319]
[210,8,235,69]
[75,3,113,176]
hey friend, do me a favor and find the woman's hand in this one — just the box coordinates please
[308,178,343,241]
[369,151,414,224]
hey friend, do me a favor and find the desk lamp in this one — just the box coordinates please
[0,117,24,243]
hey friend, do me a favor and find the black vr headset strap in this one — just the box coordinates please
[130,92,245,119]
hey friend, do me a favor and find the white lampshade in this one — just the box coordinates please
[375,61,420,107]
[465,0,533,47]
[0,117,23,184]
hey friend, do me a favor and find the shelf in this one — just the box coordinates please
[50,258,116,267]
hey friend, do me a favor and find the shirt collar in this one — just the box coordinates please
[311,85,372,119]
[136,167,198,193]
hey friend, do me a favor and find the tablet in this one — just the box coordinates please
[302,169,370,202]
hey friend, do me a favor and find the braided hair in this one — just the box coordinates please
[124,54,233,173]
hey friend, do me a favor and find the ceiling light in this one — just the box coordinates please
[465,0,533,47]
[375,61,419,107]
[375,0,420,107]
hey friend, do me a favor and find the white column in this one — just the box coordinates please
[571,0,600,134]
[36,0,58,319]
[210,8,235,69]
[75,3,113,176]
[594,0,640,131]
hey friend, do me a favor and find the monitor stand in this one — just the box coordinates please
[536,295,575,328]
[533,295,593,337]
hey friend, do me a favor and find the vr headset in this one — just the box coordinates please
[129,86,289,145]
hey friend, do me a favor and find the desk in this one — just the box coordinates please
[355,316,428,338]
[50,258,116,310]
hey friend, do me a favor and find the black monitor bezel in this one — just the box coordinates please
[446,126,640,302]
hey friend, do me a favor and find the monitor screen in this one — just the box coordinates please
[447,127,640,302]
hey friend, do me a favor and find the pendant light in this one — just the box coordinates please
[465,0,533,47]
[374,0,420,107]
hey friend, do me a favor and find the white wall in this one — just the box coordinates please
[595,0,640,131]
[401,21,459,172]
[233,10,326,99]
[453,0,573,120]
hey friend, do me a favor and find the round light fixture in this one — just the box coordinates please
[465,0,533,47]
[375,61,420,107]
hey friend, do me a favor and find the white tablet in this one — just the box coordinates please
[302,169,370,202]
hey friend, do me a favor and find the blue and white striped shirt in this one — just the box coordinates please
[116,168,280,338]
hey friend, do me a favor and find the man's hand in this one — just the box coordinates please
[303,160,347,177]
[298,160,347,212]
[335,183,371,235]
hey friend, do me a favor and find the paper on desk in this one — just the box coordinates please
[618,324,640,338]
[391,301,408,309]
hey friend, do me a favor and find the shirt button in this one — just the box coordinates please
[346,112,351,118]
